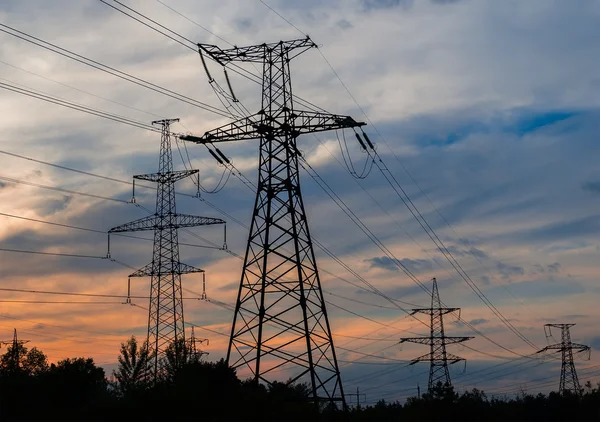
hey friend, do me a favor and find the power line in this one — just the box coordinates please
[0,247,106,259]
[0,81,160,133]
[0,23,232,118]
[0,174,129,203]
[0,286,213,301]
[59,2,441,332]
[105,0,539,358]
[3,13,528,364]
[0,314,125,338]
[0,300,121,304]
[257,1,538,352]
[483,364,600,396]
[299,157,523,357]
[325,290,420,311]
[202,293,417,368]
[154,0,233,46]
[0,59,164,120]
[3,0,531,361]
[100,0,197,49]
[0,147,427,324]
[105,0,329,114]
[0,148,244,230]
[0,211,223,251]
[370,150,538,350]
[0,169,229,255]
[0,322,120,350]
[258,0,307,36]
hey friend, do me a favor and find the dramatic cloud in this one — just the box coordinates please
[365,256,437,273]
[496,262,525,279]
[468,318,488,326]
[0,0,599,401]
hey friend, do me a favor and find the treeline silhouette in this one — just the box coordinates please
[0,336,598,421]
[352,382,600,421]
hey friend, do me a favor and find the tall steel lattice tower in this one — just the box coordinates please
[537,324,590,396]
[400,278,473,393]
[109,119,225,379]
[181,37,365,407]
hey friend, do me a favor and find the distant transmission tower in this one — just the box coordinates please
[537,323,590,396]
[0,329,29,373]
[400,278,473,393]
[109,119,225,380]
[188,326,209,362]
[181,37,365,407]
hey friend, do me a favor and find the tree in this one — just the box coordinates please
[0,343,48,376]
[114,336,150,394]
[49,357,106,392]
[423,381,458,404]
[22,347,49,376]
[0,342,26,374]
[161,337,193,379]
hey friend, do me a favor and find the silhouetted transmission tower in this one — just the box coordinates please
[537,323,590,396]
[0,329,29,373]
[400,278,473,393]
[109,119,225,380]
[181,37,365,407]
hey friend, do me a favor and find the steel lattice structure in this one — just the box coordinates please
[182,37,365,408]
[537,323,590,396]
[400,278,473,393]
[109,119,225,380]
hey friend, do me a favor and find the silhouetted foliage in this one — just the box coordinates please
[1,340,600,421]
[113,335,150,395]
[0,343,48,376]
[350,382,600,421]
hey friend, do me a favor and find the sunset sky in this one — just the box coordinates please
[1,0,600,403]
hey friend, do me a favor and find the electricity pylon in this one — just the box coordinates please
[400,278,473,393]
[109,119,225,380]
[181,37,365,408]
[537,323,590,396]
[188,326,209,362]
[0,329,29,373]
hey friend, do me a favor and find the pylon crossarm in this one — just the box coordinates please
[198,38,316,64]
[445,353,466,364]
[289,110,366,134]
[180,111,365,144]
[133,169,198,183]
[172,214,225,228]
[109,215,224,234]
[411,307,459,316]
[571,343,591,351]
[400,337,431,345]
[443,336,474,344]
[439,307,460,315]
[410,352,434,363]
[128,262,154,278]
[539,344,563,352]
[109,215,159,233]
[177,263,205,275]
[545,323,575,329]
[128,260,203,278]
